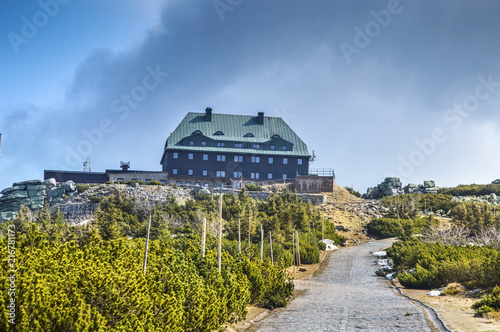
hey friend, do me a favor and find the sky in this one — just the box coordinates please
[1,0,500,194]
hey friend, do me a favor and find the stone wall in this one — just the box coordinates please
[107,171,168,184]
[295,176,335,193]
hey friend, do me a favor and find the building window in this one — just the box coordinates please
[217,142,225,147]
[186,182,191,186]
[217,155,226,162]
[176,181,182,186]
[117,178,124,182]
[195,182,200,186]
[298,158,303,165]
[272,134,280,139]
[282,146,287,151]
[160,180,166,185]
[252,144,260,149]
[268,173,273,179]
[188,153,194,160]
[234,143,243,148]
[203,170,208,176]
[282,174,287,179]
[216,171,226,177]
[251,156,260,163]
[188,169,193,175]
[146,179,152,183]
[189,140,195,146]
[283,158,288,165]
[244,133,254,137]
[173,152,178,159]
[214,131,224,135]
[201,141,207,146]
[234,155,243,162]
[270,145,276,150]
[234,171,242,178]
[193,130,203,135]
[204,182,209,188]
[172,169,178,175]
[203,154,208,161]
[268,157,273,164]
[251,172,260,179]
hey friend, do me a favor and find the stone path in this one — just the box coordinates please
[255,239,432,331]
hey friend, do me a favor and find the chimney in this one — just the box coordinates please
[205,107,212,122]
[257,112,264,125]
[120,161,130,171]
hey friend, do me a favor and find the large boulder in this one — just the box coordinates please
[43,178,57,189]
[13,179,43,186]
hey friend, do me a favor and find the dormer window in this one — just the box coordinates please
[192,130,203,135]
[244,133,254,137]
[214,131,224,135]
[271,134,280,139]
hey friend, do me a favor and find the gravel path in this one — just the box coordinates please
[255,239,432,331]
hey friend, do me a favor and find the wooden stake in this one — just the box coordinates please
[238,218,241,254]
[322,218,324,240]
[269,231,273,265]
[296,231,301,267]
[308,218,311,245]
[292,230,295,274]
[201,218,206,257]
[312,219,317,248]
[143,214,151,275]
[260,224,264,262]
[218,190,223,272]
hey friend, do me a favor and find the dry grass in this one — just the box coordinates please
[399,286,500,332]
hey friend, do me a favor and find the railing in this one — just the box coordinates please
[308,168,335,177]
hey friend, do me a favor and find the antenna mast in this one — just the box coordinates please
[83,156,92,172]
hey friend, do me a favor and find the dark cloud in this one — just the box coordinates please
[1,0,500,192]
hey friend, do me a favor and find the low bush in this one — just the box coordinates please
[472,286,500,317]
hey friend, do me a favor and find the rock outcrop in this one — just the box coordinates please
[363,177,403,199]
[363,178,439,199]
[403,180,438,195]
[0,178,79,222]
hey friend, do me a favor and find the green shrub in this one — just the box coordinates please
[76,184,90,193]
[366,218,403,238]
[472,286,500,316]
[299,241,319,264]
[146,180,164,186]
[89,196,102,203]
[345,186,361,197]
[244,184,262,191]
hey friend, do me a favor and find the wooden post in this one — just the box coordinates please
[312,219,317,248]
[201,218,206,257]
[143,214,151,275]
[308,218,311,245]
[248,215,251,249]
[218,190,223,272]
[238,218,241,254]
[292,230,295,274]
[322,218,324,240]
[260,224,264,262]
[269,231,273,265]
[296,231,301,267]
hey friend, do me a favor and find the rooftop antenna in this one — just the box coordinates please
[83,156,92,172]
[310,150,316,163]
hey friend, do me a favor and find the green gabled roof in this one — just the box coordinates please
[163,112,310,156]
